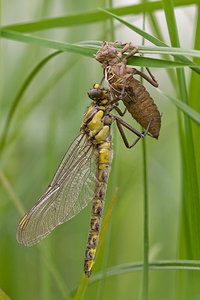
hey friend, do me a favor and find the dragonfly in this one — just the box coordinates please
[16,84,155,277]
[95,41,161,139]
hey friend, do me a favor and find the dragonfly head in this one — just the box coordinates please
[88,84,111,106]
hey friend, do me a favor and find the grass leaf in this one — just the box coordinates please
[158,89,200,126]
[0,30,97,56]
[89,260,200,283]
[0,288,11,300]
[74,188,118,300]
[163,0,200,297]
[2,0,198,32]
[99,9,200,75]
[0,50,62,154]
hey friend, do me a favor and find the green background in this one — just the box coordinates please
[0,0,200,299]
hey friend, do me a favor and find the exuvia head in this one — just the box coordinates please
[95,41,118,66]
[88,84,111,106]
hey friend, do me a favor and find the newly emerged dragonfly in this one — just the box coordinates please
[96,41,161,139]
[16,84,155,277]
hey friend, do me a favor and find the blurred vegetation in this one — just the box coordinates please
[0,0,200,300]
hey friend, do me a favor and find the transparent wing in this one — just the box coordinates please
[16,132,96,247]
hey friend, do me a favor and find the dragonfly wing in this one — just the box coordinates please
[16,132,96,247]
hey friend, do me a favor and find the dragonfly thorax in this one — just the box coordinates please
[81,105,111,144]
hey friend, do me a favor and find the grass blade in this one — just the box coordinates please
[0,169,25,215]
[0,30,96,56]
[141,10,149,299]
[3,54,81,153]
[99,9,200,75]
[38,245,72,300]
[0,288,11,300]
[0,169,70,299]
[0,50,62,154]
[73,188,118,300]
[127,56,200,68]
[142,136,149,300]
[188,8,200,256]
[158,89,200,126]
[1,0,198,32]
[163,0,200,256]
[96,188,118,258]
[89,260,200,283]
[162,0,200,298]
[2,30,200,60]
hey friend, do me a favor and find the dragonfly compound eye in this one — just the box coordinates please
[88,89,103,100]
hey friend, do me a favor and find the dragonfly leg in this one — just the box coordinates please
[108,81,129,105]
[111,75,132,100]
[98,75,105,88]
[114,115,155,148]
[113,105,127,116]
[109,88,130,107]
[121,76,130,95]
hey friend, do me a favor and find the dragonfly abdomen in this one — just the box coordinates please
[84,140,112,277]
